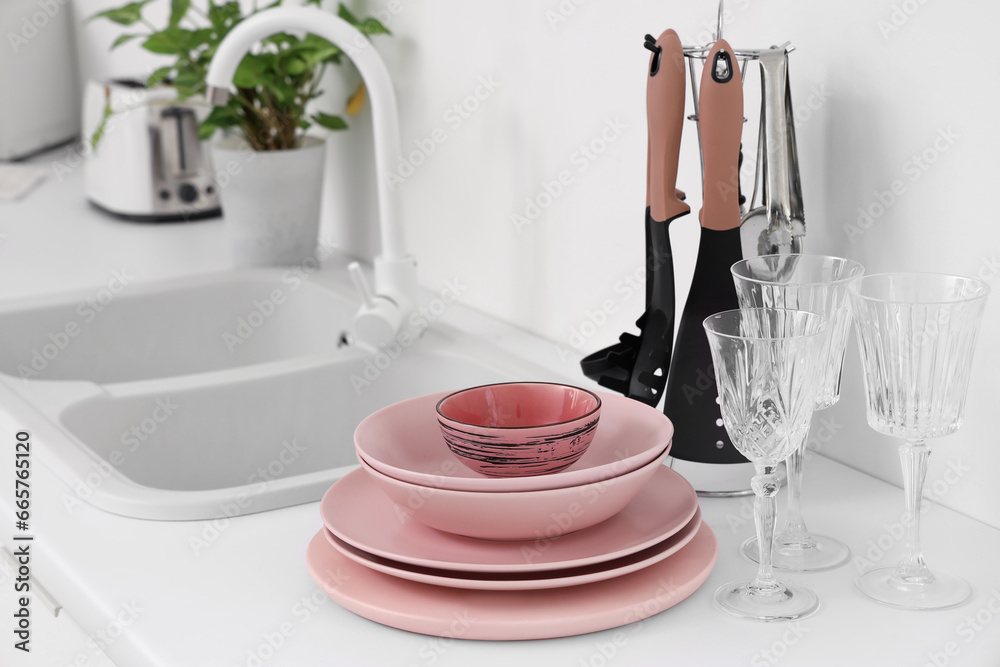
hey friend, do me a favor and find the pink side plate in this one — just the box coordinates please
[355,390,673,492]
[305,520,718,640]
[320,464,698,573]
[324,507,703,591]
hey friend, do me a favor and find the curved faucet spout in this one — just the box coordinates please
[206,6,419,346]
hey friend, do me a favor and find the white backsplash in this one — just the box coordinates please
[71,0,1000,530]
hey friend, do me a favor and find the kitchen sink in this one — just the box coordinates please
[0,271,355,384]
[0,268,554,520]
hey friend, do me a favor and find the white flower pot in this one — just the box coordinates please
[212,136,326,267]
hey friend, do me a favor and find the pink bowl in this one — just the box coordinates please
[436,382,602,478]
[357,447,670,541]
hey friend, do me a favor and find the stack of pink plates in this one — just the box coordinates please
[305,390,718,640]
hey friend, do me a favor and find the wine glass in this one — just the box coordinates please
[732,254,865,572]
[851,273,988,610]
[704,308,829,621]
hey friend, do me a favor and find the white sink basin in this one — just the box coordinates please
[0,269,556,520]
[0,271,355,384]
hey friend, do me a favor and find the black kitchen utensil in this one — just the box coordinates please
[580,29,689,407]
[661,39,746,465]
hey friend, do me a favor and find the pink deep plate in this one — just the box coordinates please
[305,521,718,640]
[320,465,698,573]
[324,507,703,591]
[355,390,673,492]
[357,448,668,541]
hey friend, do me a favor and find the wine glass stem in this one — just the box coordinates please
[894,439,933,584]
[780,433,810,543]
[750,464,782,594]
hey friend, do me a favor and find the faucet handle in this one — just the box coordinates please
[348,262,375,308]
[348,261,405,348]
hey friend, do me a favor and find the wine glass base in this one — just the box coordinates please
[856,567,972,610]
[741,534,851,572]
[714,580,819,622]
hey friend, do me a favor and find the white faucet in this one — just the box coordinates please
[205,6,418,347]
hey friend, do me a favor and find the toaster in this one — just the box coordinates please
[82,79,221,222]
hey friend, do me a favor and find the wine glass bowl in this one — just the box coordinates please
[732,254,864,572]
[851,272,989,610]
[704,308,829,621]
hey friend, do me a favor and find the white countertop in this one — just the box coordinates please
[2,156,1000,666]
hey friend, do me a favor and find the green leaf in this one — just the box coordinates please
[336,4,360,26]
[90,99,115,150]
[88,0,154,26]
[297,34,341,68]
[208,1,242,30]
[111,34,142,49]
[146,66,174,86]
[283,56,308,76]
[172,65,203,92]
[169,0,191,27]
[312,112,347,131]
[358,18,390,36]
[142,27,197,55]
[335,5,390,36]
[198,105,242,140]
[233,53,276,88]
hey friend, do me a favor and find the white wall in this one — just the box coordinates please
[71,0,1000,529]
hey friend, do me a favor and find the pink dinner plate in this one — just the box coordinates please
[305,520,718,640]
[324,507,702,591]
[355,390,673,492]
[321,465,698,573]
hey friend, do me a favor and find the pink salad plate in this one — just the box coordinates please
[357,447,669,540]
[354,390,674,492]
[324,507,702,591]
[320,465,698,573]
[305,520,718,640]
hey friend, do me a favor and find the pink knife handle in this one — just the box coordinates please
[647,29,689,223]
[698,39,743,231]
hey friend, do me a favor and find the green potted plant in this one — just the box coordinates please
[90,0,390,266]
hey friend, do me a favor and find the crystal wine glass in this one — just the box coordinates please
[732,254,865,572]
[704,308,829,621]
[851,273,988,610]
